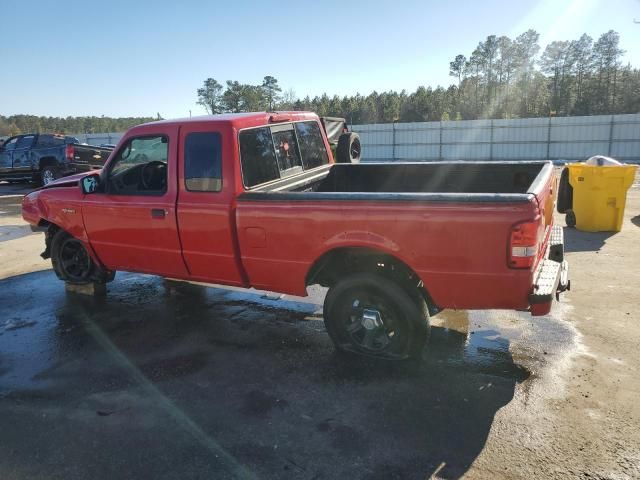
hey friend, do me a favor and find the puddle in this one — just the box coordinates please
[434,306,577,382]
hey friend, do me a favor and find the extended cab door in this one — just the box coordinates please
[0,136,19,174]
[82,125,189,278]
[175,122,246,286]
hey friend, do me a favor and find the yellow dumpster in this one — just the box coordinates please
[567,162,637,232]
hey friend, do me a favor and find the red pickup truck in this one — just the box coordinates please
[22,112,569,359]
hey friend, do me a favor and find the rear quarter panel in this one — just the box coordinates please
[235,197,540,310]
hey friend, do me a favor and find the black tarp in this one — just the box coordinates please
[320,117,346,145]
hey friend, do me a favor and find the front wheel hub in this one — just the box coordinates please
[346,300,393,353]
[361,308,383,330]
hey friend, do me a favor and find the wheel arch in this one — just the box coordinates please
[38,156,59,169]
[305,246,440,315]
[42,222,106,272]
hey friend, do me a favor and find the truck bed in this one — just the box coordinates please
[236,161,556,310]
[71,144,112,169]
[244,161,552,202]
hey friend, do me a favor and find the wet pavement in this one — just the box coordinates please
[0,180,35,197]
[0,268,575,479]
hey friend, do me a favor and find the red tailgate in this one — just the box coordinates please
[528,163,557,267]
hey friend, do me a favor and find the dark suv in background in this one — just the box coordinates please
[0,133,112,185]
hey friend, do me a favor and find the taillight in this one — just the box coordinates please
[65,144,74,161]
[508,220,540,269]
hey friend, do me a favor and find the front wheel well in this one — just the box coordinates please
[306,247,440,315]
[40,222,61,259]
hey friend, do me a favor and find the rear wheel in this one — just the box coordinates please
[323,273,429,360]
[566,209,576,228]
[51,230,113,284]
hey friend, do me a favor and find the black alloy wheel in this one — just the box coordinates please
[323,273,429,360]
[58,236,92,282]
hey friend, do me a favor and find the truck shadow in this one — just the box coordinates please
[0,271,529,480]
[631,215,640,228]
[563,226,616,252]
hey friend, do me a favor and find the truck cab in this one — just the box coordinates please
[71,113,330,283]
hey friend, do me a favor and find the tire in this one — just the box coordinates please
[336,132,361,164]
[323,273,429,360]
[557,167,573,214]
[40,166,59,186]
[565,209,576,228]
[51,230,114,284]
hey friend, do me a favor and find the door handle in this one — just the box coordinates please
[151,208,167,219]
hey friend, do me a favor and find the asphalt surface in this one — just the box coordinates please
[0,177,639,479]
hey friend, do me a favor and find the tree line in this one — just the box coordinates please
[0,115,159,137]
[2,28,638,137]
[197,29,639,124]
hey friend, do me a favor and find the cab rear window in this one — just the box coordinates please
[239,121,329,188]
[35,135,65,147]
[295,121,329,169]
[239,127,280,188]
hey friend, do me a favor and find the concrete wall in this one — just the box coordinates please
[72,114,640,164]
[352,113,640,163]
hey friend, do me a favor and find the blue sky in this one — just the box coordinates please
[2,0,639,118]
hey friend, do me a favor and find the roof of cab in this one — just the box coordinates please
[141,111,319,130]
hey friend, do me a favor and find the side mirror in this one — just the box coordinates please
[80,173,100,194]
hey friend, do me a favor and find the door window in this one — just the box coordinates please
[2,137,19,151]
[239,127,280,188]
[184,132,222,192]
[15,136,35,150]
[107,135,168,195]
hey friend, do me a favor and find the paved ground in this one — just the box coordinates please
[0,176,638,479]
